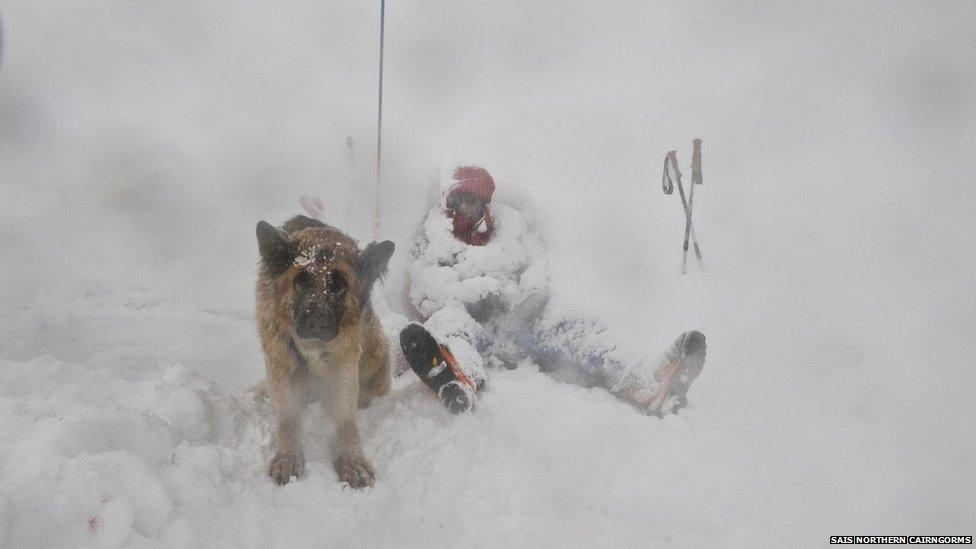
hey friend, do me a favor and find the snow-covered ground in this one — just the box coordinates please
[1,1,974,547]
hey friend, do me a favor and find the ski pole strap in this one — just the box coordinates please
[661,155,674,194]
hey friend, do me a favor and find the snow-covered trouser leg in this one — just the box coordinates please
[530,317,635,388]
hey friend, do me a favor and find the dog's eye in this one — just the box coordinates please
[326,273,347,294]
[294,271,313,287]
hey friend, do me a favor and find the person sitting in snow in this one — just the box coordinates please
[398,165,706,415]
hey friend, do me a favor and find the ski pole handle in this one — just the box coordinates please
[667,150,682,180]
[691,138,702,185]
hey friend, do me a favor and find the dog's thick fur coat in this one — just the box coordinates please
[255,215,394,487]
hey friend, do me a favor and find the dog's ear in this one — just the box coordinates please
[356,240,395,284]
[256,221,294,276]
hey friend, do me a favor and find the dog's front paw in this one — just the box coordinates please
[269,451,305,485]
[335,454,375,488]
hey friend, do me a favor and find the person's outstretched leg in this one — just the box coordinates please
[532,316,707,416]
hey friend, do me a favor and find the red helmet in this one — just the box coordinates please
[443,166,495,207]
[441,165,495,246]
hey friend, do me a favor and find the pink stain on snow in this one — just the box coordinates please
[300,196,325,220]
[87,495,111,535]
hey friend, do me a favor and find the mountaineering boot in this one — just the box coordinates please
[399,323,478,413]
[648,330,707,416]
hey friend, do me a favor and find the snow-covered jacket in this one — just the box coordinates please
[408,168,549,327]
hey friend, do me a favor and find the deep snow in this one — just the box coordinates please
[1,1,975,548]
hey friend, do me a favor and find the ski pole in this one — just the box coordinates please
[373,0,386,240]
[687,139,704,269]
[665,150,704,273]
[691,138,702,185]
[669,150,692,273]
[663,150,704,272]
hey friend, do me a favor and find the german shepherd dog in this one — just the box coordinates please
[255,215,394,487]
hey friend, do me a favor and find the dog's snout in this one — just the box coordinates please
[295,320,338,341]
[289,271,346,342]
[294,300,340,342]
